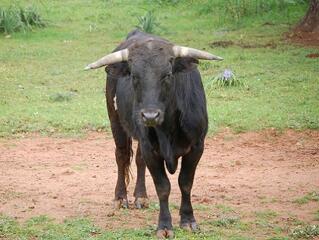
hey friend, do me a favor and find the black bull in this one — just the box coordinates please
[85,30,222,238]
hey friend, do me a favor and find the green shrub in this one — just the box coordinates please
[0,7,22,34]
[19,6,46,29]
[0,5,46,35]
[136,11,159,34]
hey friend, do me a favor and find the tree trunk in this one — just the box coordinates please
[296,0,319,32]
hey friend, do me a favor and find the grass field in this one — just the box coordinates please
[1,201,319,239]
[0,0,318,137]
[1,0,319,239]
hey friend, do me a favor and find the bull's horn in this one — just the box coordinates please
[84,49,129,70]
[172,46,223,61]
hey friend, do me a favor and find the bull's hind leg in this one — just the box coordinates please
[113,134,132,209]
[106,75,131,209]
[108,118,132,209]
[133,144,149,209]
[178,142,204,231]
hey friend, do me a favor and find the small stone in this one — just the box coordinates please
[107,211,115,217]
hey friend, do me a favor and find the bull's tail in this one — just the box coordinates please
[124,147,133,186]
[116,140,133,187]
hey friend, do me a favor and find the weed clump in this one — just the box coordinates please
[0,5,46,35]
[136,11,160,34]
[293,192,319,205]
[152,0,180,5]
[49,92,76,102]
[210,69,244,88]
[291,225,319,239]
[213,216,240,228]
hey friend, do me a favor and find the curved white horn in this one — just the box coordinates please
[84,49,129,70]
[173,46,223,61]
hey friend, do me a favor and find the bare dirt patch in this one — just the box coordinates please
[286,30,319,47]
[0,130,318,230]
[209,40,277,49]
[306,52,319,58]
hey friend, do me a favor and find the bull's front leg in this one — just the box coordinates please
[178,141,204,231]
[140,143,174,239]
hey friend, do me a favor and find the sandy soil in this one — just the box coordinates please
[0,129,318,230]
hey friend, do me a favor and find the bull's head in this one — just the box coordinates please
[85,38,222,127]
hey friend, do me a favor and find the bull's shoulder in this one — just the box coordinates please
[174,65,208,140]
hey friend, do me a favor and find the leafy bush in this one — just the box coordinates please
[136,11,159,34]
[0,5,46,35]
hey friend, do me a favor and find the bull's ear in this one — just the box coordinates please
[105,62,130,76]
[173,57,199,73]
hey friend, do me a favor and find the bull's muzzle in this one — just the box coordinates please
[141,108,162,127]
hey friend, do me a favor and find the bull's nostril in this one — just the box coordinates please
[141,109,161,125]
[154,112,159,119]
[143,112,159,120]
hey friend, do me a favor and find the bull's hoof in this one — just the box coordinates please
[180,221,199,232]
[113,198,128,209]
[134,197,149,209]
[156,229,174,239]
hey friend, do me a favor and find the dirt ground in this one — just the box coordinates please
[0,129,318,231]
[286,30,319,47]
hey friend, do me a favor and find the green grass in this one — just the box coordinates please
[0,0,317,137]
[293,192,319,205]
[215,204,235,213]
[0,4,46,34]
[0,212,295,240]
[255,210,278,220]
[0,213,247,240]
[0,202,314,240]
[210,215,241,228]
